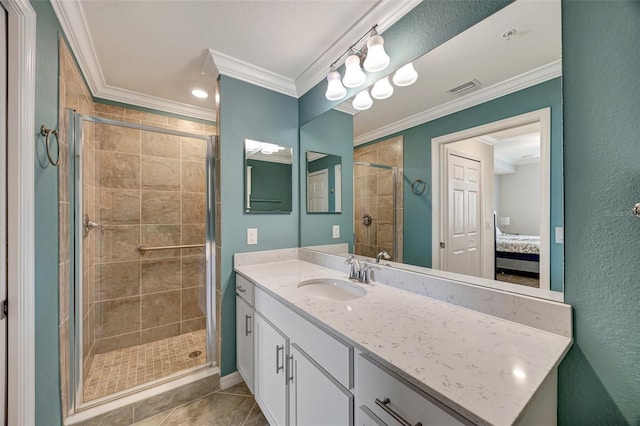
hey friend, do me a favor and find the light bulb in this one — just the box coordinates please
[342,54,366,88]
[352,89,373,111]
[371,77,394,99]
[325,67,347,101]
[393,62,418,86]
[363,32,390,73]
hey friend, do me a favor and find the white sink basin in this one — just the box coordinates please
[297,278,367,301]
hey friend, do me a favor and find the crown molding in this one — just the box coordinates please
[209,49,297,97]
[333,102,359,115]
[52,0,420,115]
[294,0,422,97]
[51,0,216,122]
[354,60,562,146]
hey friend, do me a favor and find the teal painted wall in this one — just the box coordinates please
[559,1,640,424]
[246,159,293,212]
[299,109,353,247]
[298,0,513,125]
[307,154,342,211]
[31,0,63,424]
[218,76,299,375]
[363,78,564,292]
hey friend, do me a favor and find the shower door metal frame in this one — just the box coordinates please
[69,111,217,412]
[353,161,398,260]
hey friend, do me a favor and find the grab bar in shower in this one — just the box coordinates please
[136,244,205,254]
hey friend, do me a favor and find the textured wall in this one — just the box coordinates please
[560,1,640,424]
[299,109,354,248]
[218,76,299,375]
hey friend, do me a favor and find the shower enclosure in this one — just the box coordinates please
[66,110,216,409]
[353,162,399,261]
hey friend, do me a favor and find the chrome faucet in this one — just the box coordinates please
[346,255,373,284]
[345,255,360,280]
[375,250,391,264]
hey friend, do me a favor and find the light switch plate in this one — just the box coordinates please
[332,225,340,239]
[247,228,258,245]
[555,227,564,244]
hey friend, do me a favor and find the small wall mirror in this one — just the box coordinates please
[306,151,342,213]
[244,139,293,213]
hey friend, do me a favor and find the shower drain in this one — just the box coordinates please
[188,350,202,359]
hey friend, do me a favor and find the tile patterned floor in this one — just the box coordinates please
[132,382,268,426]
[496,272,540,288]
[84,330,207,401]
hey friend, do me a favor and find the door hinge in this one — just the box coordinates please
[440,242,445,249]
[1,300,6,320]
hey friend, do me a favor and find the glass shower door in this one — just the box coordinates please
[71,112,215,406]
[353,162,397,260]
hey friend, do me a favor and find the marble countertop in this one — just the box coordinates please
[235,259,572,426]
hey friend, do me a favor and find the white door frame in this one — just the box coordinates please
[432,108,551,291]
[1,0,36,424]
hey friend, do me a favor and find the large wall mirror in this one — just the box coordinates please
[244,139,293,213]
[300,0,564,299]
[306,151,342,213]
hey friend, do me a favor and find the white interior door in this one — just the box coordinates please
[446,153,482,277]
[307,170,328,212]
[0,4,7,422]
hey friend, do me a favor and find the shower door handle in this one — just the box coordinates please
[83,214,103,237]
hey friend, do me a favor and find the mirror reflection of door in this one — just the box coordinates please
[307,170,328,212]
[445,151,482,277]
[433,109,550,290]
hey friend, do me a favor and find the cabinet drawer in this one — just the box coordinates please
[357,354,468,426]
[236,274,255,305]
[255,287,353,389]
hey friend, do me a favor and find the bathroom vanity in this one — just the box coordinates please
[234,248,572,426]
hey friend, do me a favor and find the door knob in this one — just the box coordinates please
[634,203,640,218]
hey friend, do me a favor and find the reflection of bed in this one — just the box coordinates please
[495,232,540,277]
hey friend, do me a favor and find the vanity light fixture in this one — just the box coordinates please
[325,66,348,101]
[392,62,418,86]
[191,88,208,99]
[342,53,366,88]
[371,76,394,100]
[324,25,389,101]
[352,89,373,111]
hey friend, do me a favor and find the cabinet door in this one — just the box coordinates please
[289,344,353,426]
[236,296,254,393]
[255,314,288,426]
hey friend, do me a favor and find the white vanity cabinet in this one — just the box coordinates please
[254,314,289,426]
[236,276,255,392]
[288,344,353,426]
[356,353,467,426]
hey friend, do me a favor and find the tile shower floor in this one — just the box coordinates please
[84,330,207,401]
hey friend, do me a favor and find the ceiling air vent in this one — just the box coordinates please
[447,79,482,96]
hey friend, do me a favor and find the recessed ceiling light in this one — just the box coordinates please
[192,89,208,99]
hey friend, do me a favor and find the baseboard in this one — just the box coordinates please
[220,371,243,390]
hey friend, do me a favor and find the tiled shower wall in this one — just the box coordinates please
[91,104,214,356]
[58,37,95,416]
[58,40,218,413]
[354,136,404,262]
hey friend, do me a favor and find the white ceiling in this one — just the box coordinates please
[474,122,542,174]
[52,0,420,121]
[348,0,562,142]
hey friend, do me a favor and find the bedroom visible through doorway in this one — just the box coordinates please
[432,108,551,292]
